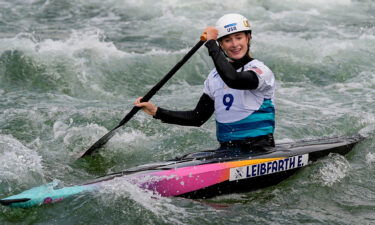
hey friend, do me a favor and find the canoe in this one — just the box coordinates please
[0,135,363,208]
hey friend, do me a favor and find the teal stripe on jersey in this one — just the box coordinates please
[217,125,274,142]
[231,112,274,123]
[216,99,275,142]
[259,99,274,109]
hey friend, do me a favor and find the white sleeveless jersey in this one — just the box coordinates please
[203,59,276,124]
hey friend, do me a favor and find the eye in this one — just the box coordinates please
[222,38,231,44]
[235,34,244,40]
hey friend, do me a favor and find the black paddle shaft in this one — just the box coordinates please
[80,39,206,158]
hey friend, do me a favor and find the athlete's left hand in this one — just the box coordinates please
[134,97,158,116]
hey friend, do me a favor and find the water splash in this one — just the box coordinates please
[314,154,351,187]
[365,152,375,164]
[0,135,44,191]
[96,176,190,225]
[57,122,108,155]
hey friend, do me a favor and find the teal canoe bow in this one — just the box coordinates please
[0,181,96,208]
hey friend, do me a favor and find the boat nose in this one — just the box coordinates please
[0,198,31,206]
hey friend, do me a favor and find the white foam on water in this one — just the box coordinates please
[314,154,351,187]
[63,124,107,144]
[314,39,355,59]
[53,119,74,139]
[95,0,253,13]
[365,153,375,164]
[142,47,197,56]
[54,121,108,155]
[96,176,189,225]
[1,23,202,60]
[359,122,375,138]
[0,31,121,98]
[276,138,296,144]
[34,30,128,97]
[258,32,357,62]
[0,135,44,187]
[107,128,185,165]
[293,0,351,6]
[53,118,155,159]
[0,33,37,53]
[359,33,375,40]
[36,29,127,58]
[0,29,212,100]
[99,129,153,159]
[269,8,320,21]
[109,129,147,145]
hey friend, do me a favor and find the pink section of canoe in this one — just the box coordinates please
[135,162,230,196]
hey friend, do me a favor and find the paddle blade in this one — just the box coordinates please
[79,127,119,158]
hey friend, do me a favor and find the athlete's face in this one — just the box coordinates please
[219,32,250,60]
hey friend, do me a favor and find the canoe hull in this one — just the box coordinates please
[0,135,363,208]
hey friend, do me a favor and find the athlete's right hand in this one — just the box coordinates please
[202,26,218,41]
[134,97,158,116]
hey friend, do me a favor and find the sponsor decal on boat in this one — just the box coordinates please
[229,154,309,181]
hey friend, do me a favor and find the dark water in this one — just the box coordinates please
[1,0,375,224]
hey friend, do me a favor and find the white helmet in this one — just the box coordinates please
[215,13,251,39]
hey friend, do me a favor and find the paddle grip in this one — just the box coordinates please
[200,33,207,41]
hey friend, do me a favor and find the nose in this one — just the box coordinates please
[231,38,240,48]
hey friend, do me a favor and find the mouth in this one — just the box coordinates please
[228,48,244,58]
[230,48,242,54]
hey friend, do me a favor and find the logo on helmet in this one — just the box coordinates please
[224,23,237,33]
[243,20,250,28]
